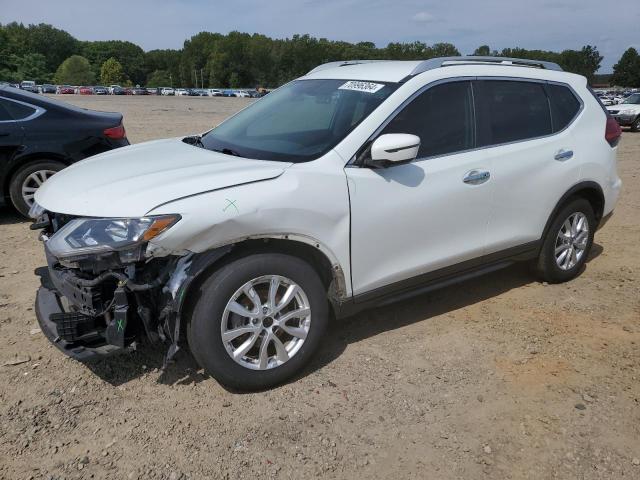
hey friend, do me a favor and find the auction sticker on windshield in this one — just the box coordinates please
[339,81,385,94]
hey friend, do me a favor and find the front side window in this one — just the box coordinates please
[0,100,13,121]
[380,81,474,159]
[474,80,552,146]
[201,79,398,162]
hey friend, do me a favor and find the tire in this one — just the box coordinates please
[187,253,329,390]
[630,116,640,132]
[9,160,65,217]
[535,198,596,283]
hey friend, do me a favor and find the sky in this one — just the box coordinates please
[1,0,638,73]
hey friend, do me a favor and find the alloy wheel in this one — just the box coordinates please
[21,169,57,208]
[220,275,311,370]
[554,212,589,270]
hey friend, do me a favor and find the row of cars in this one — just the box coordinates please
[594,89,639,106]
[13,81,265,98]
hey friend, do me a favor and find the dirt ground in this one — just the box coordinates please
[0,95,638,480]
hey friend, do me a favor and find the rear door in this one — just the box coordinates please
[0,99,26,197]
[475,79,583,254]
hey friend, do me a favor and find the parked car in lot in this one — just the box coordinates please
[207,89,223,97]
[146,88,159,95]
[235,90,250,98]
[78,86,93,95]
[20,80,38,93]
[93,86,109,95]
[606,92,640,131]
[112,86,126,95]
[175,88,189,96]
[57,85,75,94]
[30,57,621,390]
[108,85,122,94]
[161,87,175,96]
[131,87,148,95]
[0,85,128,216]
[38,84,56,94]
[222,89,236,97]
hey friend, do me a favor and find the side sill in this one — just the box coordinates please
[334,241,539,319]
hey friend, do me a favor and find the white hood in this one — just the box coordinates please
[35,138,291,217]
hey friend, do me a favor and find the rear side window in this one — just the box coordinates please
[547,84,581,132]
[0,100,13,121]
[381,80,474,158]
[2,99,36,120]
[474,80,552,146]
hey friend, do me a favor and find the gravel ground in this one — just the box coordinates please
[0,95,638,480]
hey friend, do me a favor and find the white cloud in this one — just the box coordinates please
[412,11,435,23]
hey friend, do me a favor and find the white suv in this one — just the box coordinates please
[31,57,622,390]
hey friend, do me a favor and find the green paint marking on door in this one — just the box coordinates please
[117,319,125,332]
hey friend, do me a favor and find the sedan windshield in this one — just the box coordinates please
[622,93,640,105]
[201,79,398,162]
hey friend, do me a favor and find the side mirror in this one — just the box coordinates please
[366,133,421,168]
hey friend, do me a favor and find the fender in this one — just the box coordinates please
[540,180,604,247]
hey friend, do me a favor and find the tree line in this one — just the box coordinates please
[1,22,639,88]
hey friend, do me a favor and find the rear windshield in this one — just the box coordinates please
[201,79,398,162]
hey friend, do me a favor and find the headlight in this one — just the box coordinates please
[46,215,180,261]
[620,109,636,115]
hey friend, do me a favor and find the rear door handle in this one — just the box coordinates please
[463,170,490,185]
[554,149,573,161]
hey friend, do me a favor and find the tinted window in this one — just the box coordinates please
[0,100,12,121]
[475,80,551,146]
[381,81,474,158]
[547,84,580,132]
[2,99,36,120]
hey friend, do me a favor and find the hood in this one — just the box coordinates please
[607,103,640,112]
[35,138,291,217]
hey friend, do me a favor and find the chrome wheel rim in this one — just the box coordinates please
[21,169,56,207]
[221,275,311,370]
[554,212,589,270]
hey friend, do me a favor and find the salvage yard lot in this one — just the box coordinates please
[0,95,639,480]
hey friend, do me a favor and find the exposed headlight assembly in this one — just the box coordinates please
[620,109,636,116]
[46,215,180,262]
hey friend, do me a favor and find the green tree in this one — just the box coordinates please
[146,69,172,87]
[100,57,125,85]
[612,47,640,87]
[473,45,491,56]
[81,40,146,84]
[12,53,51,83]
[54,55,94,85]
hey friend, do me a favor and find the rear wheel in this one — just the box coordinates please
[9,160,65,217]
[535,198,596,283]
[187,253,328,390]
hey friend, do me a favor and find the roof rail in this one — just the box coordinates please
[409,56,563,77]
[307,60,388,75]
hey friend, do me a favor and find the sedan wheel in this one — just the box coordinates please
[554,212,589,270]
[21,169,57,209]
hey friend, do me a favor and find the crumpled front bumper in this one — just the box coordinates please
[35,268,132,361]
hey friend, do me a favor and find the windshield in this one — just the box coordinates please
[622,93,640,105]
[201,79,398,162]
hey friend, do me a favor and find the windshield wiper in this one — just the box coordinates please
[212,147,244,158]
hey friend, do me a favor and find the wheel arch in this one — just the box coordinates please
[541,181,605,243]
[3,153,70,201]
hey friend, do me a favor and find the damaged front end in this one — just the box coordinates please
[32,210,227,364]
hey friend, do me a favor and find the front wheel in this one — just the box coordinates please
[630,116,640,132]
[187,253,329,390]
[535,198,596,283]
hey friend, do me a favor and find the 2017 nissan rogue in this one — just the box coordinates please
[30,57,622,390]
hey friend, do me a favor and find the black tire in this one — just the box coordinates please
[630,116,640,132]
[9,160,65,217]
[187,253,329,391]
[535,198,596,283]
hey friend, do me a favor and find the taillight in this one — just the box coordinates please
[605,116,621,147]
[104,124,126,140]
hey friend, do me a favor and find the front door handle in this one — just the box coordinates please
[463,170,490,185]
[554,149,574,161]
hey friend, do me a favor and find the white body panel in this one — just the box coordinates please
[35,60,621,301]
